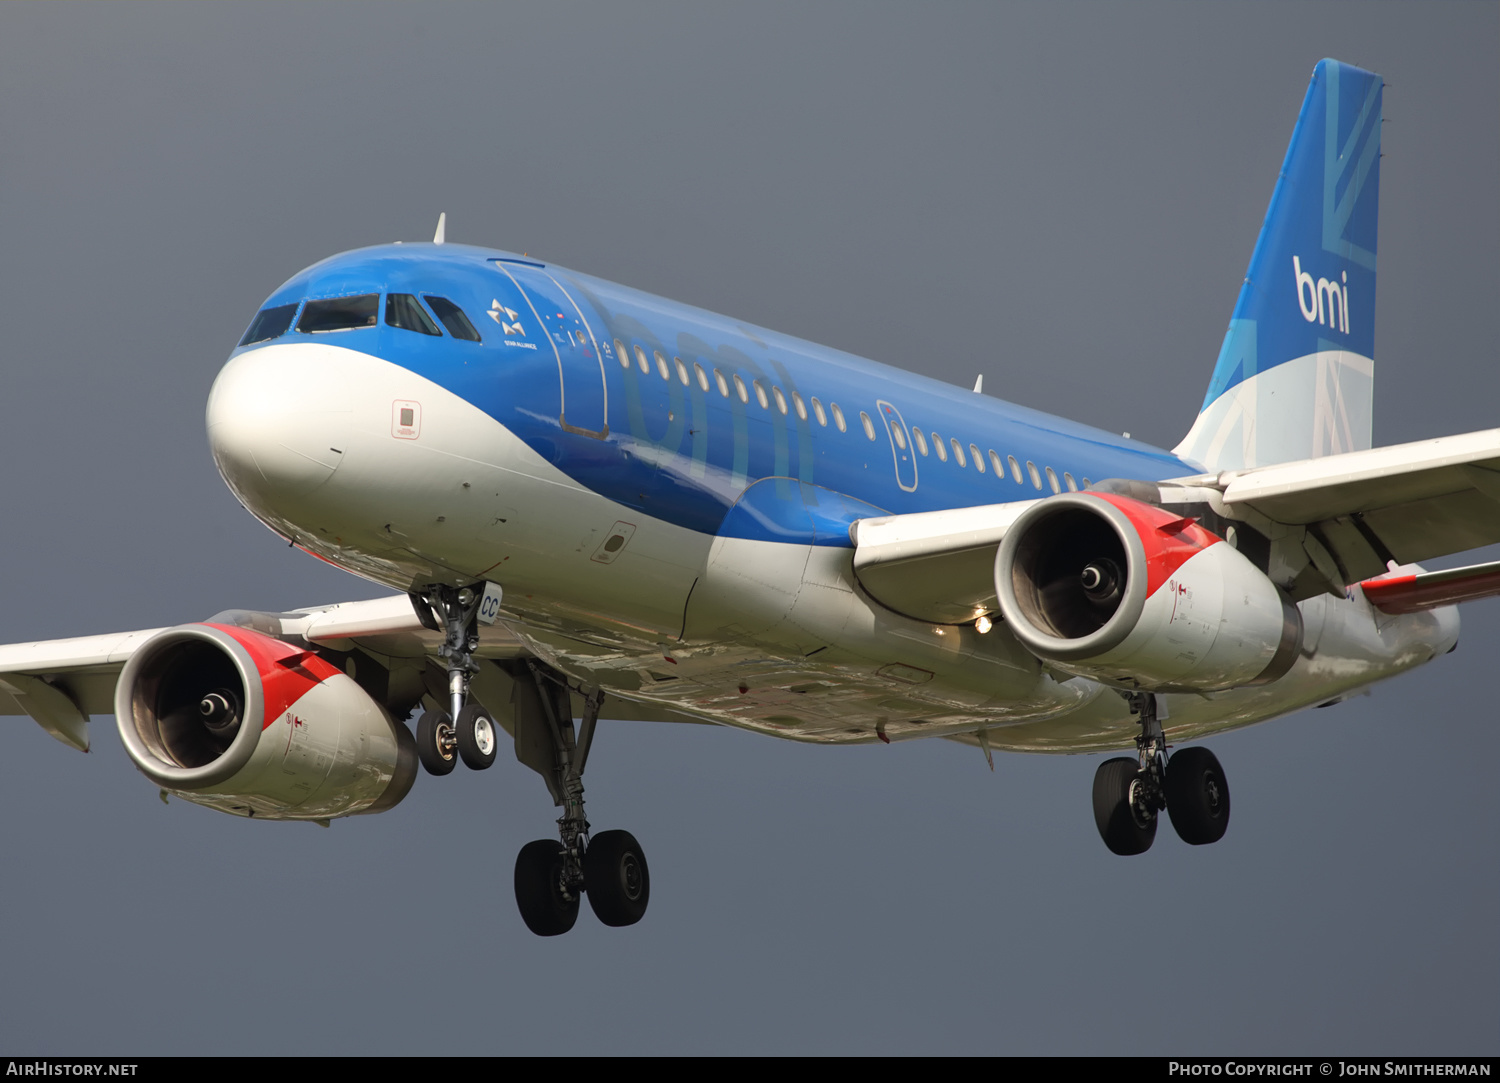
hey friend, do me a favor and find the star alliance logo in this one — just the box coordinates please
[489,300,524,336]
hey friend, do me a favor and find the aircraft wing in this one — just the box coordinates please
[0,594,703,753]
[0,596,525,752]
[1207,427,1500,578]
[849,427,1500,623]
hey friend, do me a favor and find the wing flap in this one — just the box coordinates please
[1218,428,1500,526]
[850,501,1033,624]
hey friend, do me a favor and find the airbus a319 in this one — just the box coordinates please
[5,59,1497,936]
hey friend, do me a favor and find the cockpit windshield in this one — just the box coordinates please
[386,293,441,336]
[423,296,482,342]
[238,303,299,346]
[296,294,379,333]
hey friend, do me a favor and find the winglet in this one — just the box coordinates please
[433,212,446,245]
[972,374,984,394]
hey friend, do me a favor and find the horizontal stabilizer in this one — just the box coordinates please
[1360,560,1500,615]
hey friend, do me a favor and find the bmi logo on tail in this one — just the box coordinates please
[1293,256,1350,333]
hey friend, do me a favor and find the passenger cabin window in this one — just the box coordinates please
[1026,461,1042,489]
[1008,455,1022,483]
[891,425,907,450]
[655,351,670,380]
[860,412,876,440]
[615,338,631,369]
[423,296,481,341]
[733,374,749,403]
[695,362,710,391]
[971,444,984,472]
[988,450,1004,475]
[772,386,788,415]
[812,398,827,426]
[913,428,929,456]
[386,294,441,336]
[675,357,690,385]
[792,392,807,421]
[239,303,298,346]
[715,368,730,397]
[298,294,378,333]
[951,438,966,467]
[1064,472,1078,491]
[831,403,847,432]
[1045,466,1060,493]
[753,381,769,409]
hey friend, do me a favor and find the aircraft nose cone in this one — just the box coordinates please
[207,343,354,507]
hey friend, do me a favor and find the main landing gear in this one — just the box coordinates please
[511,664,649,936]
[1092,692,1230,855]
[413,585,499,775]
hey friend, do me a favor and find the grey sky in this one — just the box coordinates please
[0,2,1495,1055]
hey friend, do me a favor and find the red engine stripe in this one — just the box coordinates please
[1089,493,1222,597]
[204,624,343,729]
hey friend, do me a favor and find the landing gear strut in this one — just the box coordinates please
[512,666,650,936]
[1092,692,1166,855]
[1092,692,1231,854]
[412,584,498,775]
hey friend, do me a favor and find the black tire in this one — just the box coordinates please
[455,703,498,770]
[514,840,579,937]
[415,710,456,776]
[1165,746,1230,845]
[1092,757,1157,856]
[584,829,650,927]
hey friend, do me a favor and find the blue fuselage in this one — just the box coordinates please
[236,242,1191,545]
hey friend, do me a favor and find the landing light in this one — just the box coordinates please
[975,615,993,635]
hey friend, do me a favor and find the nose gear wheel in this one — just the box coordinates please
[415,709,457,776]
[455,702,497,770]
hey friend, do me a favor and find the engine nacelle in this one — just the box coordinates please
[115,623,417,820]
[994,492,1302,692]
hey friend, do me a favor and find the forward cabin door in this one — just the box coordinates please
[491,260,609,439]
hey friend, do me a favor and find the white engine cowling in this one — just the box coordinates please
[115,622,417,820]
[994,492,1302,692]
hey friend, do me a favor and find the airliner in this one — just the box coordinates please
[4,59,1497,936]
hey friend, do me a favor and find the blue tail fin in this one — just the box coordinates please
[1176,59,1382,473]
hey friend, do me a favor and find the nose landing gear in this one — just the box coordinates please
[1092,693,1231,854]
[412,584,500,776]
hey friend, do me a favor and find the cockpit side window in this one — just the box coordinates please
[423,296,482,342]
[238,303,299,346]
[386,293,441,336]
[297,294,379,333]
